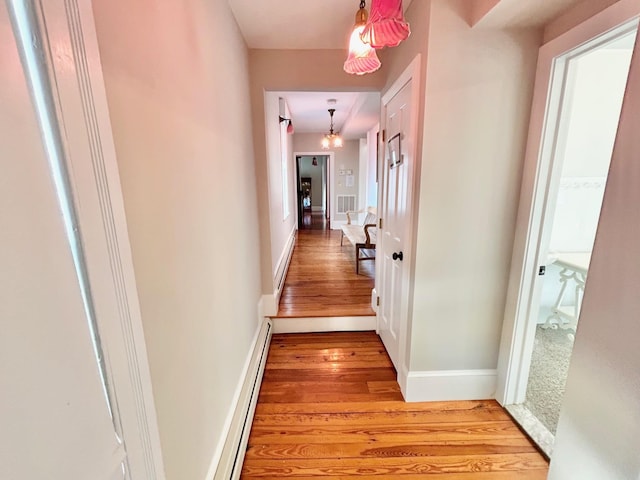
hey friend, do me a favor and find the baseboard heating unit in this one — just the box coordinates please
[214,319,272,479]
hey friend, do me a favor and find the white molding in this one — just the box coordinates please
[272,316,376,334]
[294,151,335,223]
[261,227,296,317]
[496,3,640,406]
[18,0,166,477]
[273,225,296,291]
[210,319,272,480]
[401,368,498,402]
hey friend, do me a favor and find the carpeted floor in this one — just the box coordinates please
[524,325,575,434]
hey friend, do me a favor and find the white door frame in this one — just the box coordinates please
[8,0,165,476]
[496,0,640,406]
[377,54,421,395]
[294,151,335,224]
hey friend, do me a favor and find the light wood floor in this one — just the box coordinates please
[241,331,549,479]
[276,213,375,318]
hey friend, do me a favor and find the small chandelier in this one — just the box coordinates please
[321,109,343,149]
[343,0,381,75]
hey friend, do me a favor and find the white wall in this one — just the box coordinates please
[549,32,640,480]
[265,94,297,286]
[404,0,541,372]
[549,46,633,253]
[91,1,262,479]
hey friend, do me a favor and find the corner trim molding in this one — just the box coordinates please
[13,0,166,476]
[400,368,497,402]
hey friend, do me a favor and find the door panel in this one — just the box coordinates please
[379,79,413,370]
[0,4,126,478]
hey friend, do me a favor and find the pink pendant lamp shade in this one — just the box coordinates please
[343,1,381,75]
[360,0,410,49]
[344,25,381,75]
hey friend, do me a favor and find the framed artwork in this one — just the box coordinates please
[387,133,402,168]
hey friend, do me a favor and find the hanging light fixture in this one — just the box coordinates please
[360,0,411,49]
[321,109,343,150]
[343,0,381,76]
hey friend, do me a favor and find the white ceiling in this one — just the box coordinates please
[282,91,381,139]
[230,0,593,138]
[228,0,414,50]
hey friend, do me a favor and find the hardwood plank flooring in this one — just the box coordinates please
[241,331,549,479]
[276,213,375,318]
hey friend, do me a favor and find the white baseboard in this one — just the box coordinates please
[311,206,324,212]
[209,319,272,480]
[261,229,296,317]
[399,366,497,402]
[272,316,376,333]
[330,219,347,229]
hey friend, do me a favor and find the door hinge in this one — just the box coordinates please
[382,129,386,142]
[379,218,383,229]
[538,265,546,276]
[376,296,380,307]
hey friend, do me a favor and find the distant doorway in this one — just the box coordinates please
[296,155,329,230]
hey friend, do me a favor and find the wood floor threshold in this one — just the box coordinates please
[271,316,377,334]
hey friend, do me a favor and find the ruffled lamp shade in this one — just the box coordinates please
[360,0,411,48]
[344,24,382,75]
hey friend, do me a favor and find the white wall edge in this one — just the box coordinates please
[207,317,272,480]
[271,316,376,334]
[402,368,497,402]
[259,294,277,318]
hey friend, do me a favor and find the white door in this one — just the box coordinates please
[378,77,415,371]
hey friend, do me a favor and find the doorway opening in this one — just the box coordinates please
[296,154,329,230]
[265,91,381,326]
[504,24,637,456]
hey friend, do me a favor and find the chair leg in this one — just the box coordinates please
[341,231,344,246]
[356,245,360,275]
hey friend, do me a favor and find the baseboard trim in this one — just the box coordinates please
[400,367,497,402]
[210,319,272,480]
[271,316,376,333]
[261,229,296,317]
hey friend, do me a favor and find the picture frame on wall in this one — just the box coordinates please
[387,133,402,168]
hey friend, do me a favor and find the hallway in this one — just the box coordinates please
[241,331,549,478]
[276,212,375,318]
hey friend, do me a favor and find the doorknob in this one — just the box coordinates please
[392,251,403,261]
